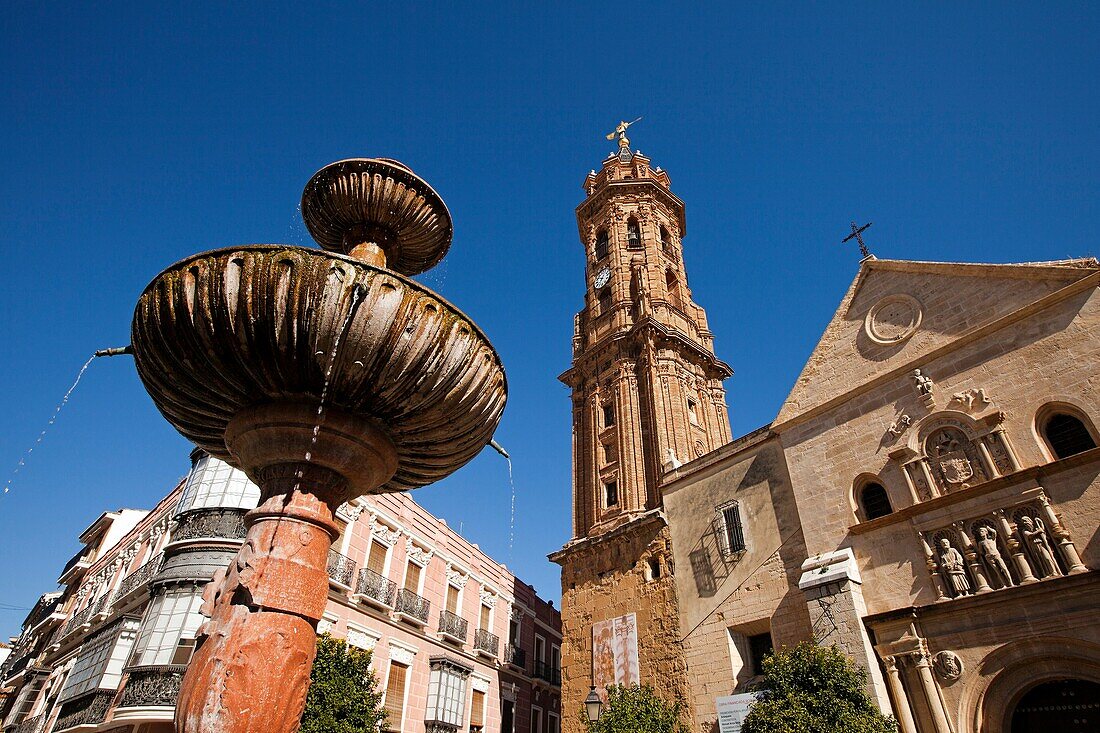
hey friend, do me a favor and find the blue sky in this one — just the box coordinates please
[1,2,1097,633]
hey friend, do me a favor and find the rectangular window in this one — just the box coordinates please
[531,706,543,733]
[748,633,774,676]
[3,672,46,726]
[404,562,422,593]
[687,398,699,426]
[720,501,746,554]
[480,604,491,631]
[509,617,520,644]
[547,712,560,733]
[59,617,140,702]
[534,635,546,664]
[446,585,460,615]
[604,481,619,507]
[131,585,205,667]
[383,661,408,731]
[367,541,388,575]
[603,404,615,427]
[470,689,486,732]
[603,443,616,464]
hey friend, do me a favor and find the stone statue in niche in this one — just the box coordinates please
[975,526,1014,589]
[937,538,972,597]
[933,650,963,681]
[1017,516,1062,578]
[911,369,935,408]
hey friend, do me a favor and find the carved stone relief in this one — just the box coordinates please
[932,651,963,681]
[947,388,991,413]
[865,294,923,345]
[919,491,1085,601]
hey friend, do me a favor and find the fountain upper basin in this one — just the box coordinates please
[131,244,507,494]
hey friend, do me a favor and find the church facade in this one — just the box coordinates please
[554,136,1100,733]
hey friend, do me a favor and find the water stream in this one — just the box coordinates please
[2,355,96,501]
[291,284,367,494]
[505,455,516,560]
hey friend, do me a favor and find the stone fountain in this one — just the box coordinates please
[129,158,507,733]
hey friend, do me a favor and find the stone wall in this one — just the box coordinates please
[556,519,692,733]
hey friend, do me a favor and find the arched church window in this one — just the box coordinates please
[598,286,612,316]
[666,270,683,310]
[1041,411,1097,459]
[627,218,641,249]
[859,482,892,520]
[594,229,609,261]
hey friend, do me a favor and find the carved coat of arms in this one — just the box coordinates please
[938,450,973,485]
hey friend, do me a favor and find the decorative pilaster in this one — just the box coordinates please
[881,656,919,733]
[1037,491,1088,573]
[994,509,1037,584]
[911,645,953,733]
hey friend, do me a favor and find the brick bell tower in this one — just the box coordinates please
[550,128,732,732]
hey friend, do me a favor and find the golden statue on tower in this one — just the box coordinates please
[605,116,642,150]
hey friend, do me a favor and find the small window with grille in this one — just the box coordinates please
[718,501,746,556]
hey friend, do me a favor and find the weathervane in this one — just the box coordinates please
[842,221,873,258]
[606,117,642,151]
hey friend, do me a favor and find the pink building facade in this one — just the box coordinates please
[1,451,561,733]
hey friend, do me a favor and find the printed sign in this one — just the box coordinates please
[591,613,640,692]
[715,693,759,733]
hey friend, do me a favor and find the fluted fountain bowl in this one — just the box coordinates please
[130,244,506,494]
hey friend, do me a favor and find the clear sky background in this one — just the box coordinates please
[1,2,1097,634]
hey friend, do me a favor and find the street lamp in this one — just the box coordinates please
[584,686,603,723]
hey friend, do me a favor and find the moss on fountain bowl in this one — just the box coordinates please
[131,244,506,493]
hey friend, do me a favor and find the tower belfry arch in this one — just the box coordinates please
[551,130,733,733]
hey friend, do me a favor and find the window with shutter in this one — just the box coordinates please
[446,585,460,614]
[480,604,491,631]
[404,562,422,593]
[367,542,388,575]
[470,689,486,732]
[383,661,408,731]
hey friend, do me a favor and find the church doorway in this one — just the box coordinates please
[1011,679,1100,732]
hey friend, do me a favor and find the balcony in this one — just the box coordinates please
[504,643,526,671]
[53,690,114,731]
[533,660,561,686]
[438,610,468,644]
[171,507,247,543]
[12,714,45,733]
[353,568,396,610]
[117,555,163,600]
[58,548,95,584]
[116,664,187,711]
[394,588,430,627]
[473,628,499,659]
[327,549,356,590]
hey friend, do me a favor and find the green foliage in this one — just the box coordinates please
[741,642,897,733]
[299,633,387,733]
[582,683,690,733]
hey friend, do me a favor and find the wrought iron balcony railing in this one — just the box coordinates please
[394,588,430,624]
[11,713,44,733]
[533,660,561,686]
[354,567,396,608]
[118,664,188,709]
[438,610,468,643]
[117,555,163,599]
[53,690,114,731]
[504,643,526,670]
[327,549,356,588]
[172,507,247,543]
[62,603,97,637]
[473,628,499,658]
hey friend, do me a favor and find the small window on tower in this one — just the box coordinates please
[604,481,619,507]
[603,404,615,428]
[603,443,616,464]
[627,218,641,249]
[598,287,612,316]
[660,225,671,248]
[595,230,609,261]
[687,398,699,425]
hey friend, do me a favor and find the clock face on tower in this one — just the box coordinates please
[593,267,611,290]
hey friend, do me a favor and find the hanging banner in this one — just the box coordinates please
[591,613,640,692]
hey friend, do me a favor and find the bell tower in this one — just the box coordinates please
[551,132,732,733]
